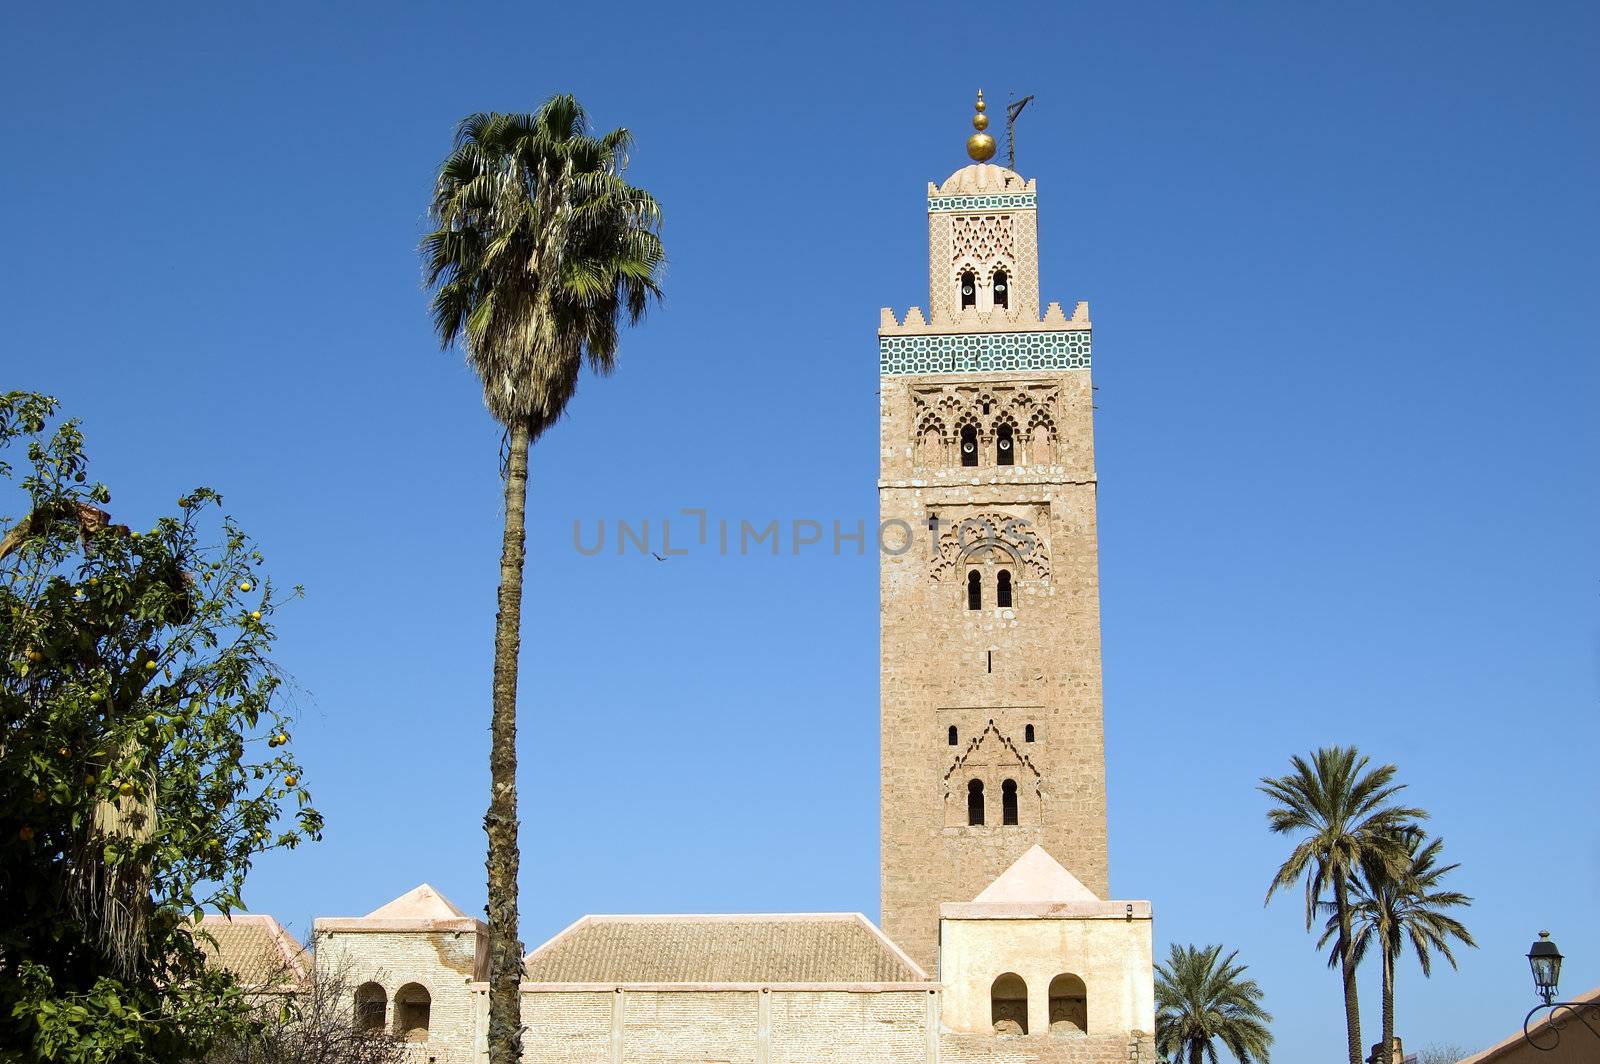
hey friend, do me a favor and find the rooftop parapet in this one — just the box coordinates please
[879,300,1090,336]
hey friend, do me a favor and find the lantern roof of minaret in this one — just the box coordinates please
[931,163,1035,198]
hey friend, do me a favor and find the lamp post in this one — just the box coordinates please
[1523,931,1598,1051]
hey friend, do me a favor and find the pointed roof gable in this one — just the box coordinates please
[365,883,467,920]
[974,846,1100,903]
[314,883,485,939]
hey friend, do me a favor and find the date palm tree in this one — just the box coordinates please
[421,96,663,1064]
[1155,943,1273,1064]
[1260,746,1424,1064]
[1317,831,1475,1061]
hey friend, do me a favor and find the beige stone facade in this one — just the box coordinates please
[220,109,1155,1064]
[880,158,1109,973]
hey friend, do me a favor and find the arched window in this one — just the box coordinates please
[960,270,976,309]
[996,569,1013,608]
[960,424,978,466]
[991,972,1029,1034]
[1002,778,1019,825]
[993,270,1009,309]
[967,570,982,611]
[354,982,386,1035]
[394,983,431,1042]
[967,779,985,826]
[1024,723,1035,743]
[996,423,1014,465]
[948,725,959,746]
[1048,974,1088,1034]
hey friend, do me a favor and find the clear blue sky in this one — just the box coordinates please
[6,2,1597,1058]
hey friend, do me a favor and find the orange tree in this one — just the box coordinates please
[0,392,322,1062]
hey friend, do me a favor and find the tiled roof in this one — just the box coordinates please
[194,914,309,991]
[523,913,928,985]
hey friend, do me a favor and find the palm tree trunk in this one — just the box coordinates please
[1381,946,1395,1062]
[1188,1040,1205,1064]
[486,420,530,1064]
[1335,875,1363,1064]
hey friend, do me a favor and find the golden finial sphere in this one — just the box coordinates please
[966,89,996,161]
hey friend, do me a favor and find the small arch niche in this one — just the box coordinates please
[1001,778,1019,825]
[959,424,978,466]
[394,983,431,1042]
[948,724,959,746]
[996,423,1014,466]
[966,570,982,611]
[354,982,387,1035]
[1048,974,1088,1035]
[991,972,1029,1034]
[1024,723,1035,743]
[996,568,1013,608]
[960,269,977,310]
[967,779,985,826]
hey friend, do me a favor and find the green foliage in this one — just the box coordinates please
[1316,831,1476,977]
[1154,943,1273,1064]
[421,95,666,436]
[1260,745,1427,1064]
[1260,746,1425,929]
[0,392,323,1062]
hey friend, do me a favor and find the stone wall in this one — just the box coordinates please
[504,987,930,1064]
[314,924,483,1064]
[879,365,1110,973]
[493,987,1151,1064]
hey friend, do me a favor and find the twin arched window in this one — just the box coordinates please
[996,423,1014,465]
[354,981,431,1042]
[958,268,1009,311]
[960,424,979,466]
[989,972,1089,1036]
[968,778,1020,827]
[968,569,1013,611]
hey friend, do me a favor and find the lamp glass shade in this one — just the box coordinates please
[1528,934,1563,998]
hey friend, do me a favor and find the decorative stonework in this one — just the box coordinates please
[927,510,1049,583]
[950,214,1015,265]
[928,193,1037,213]
[910,383,1062,470]
[881,331,1090,375]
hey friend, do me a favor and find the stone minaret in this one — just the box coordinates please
[879,92,1108,972]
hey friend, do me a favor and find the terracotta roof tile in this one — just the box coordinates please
[194,914,309,990]
[523,914,926,985]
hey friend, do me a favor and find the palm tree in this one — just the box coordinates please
[1316,831,1475,1061]
[1260,746,1424,1064]
[1155,943,1274,1064]
[421,97,664,1064]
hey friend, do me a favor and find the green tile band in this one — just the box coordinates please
[880,331,1091,375]
[927,193,1037,213]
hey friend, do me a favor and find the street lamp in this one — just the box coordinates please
[1522,931,1596,1051]
[1528,932,1562,1005]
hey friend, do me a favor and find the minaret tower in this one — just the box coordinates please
[879,93,1108,972]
